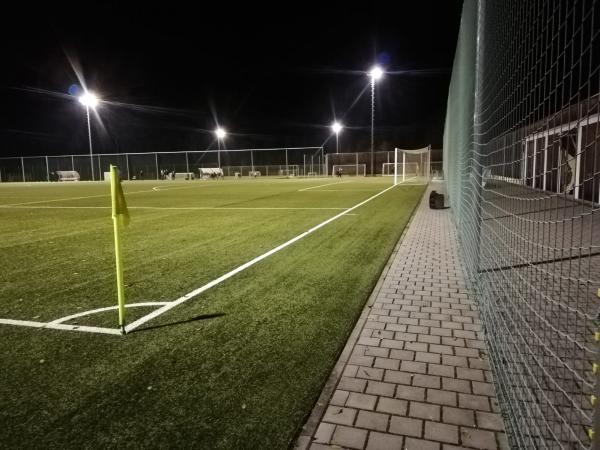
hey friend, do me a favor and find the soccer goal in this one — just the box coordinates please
[278,165,300,177]
[55,170,80,182]
[387,146,431,183]
[382,162,419,177]
[332,164,366,176]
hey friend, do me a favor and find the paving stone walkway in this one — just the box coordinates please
[297,185,508,450]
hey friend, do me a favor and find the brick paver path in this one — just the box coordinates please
[297,186,508,450]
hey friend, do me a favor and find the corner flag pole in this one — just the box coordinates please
[110,165,128,334]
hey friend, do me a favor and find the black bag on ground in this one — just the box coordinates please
[429,191,447,209]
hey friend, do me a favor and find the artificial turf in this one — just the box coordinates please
[0,177,425,449]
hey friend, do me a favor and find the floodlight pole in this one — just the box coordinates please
[85,105,95,181]
[217,140,221,168]
[370,78,375,176]
[336,133,339,154]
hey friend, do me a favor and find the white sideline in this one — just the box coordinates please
[0,318,122,335]
[0,205,348,211]
[3,184,208,207]
[298,181,350,192]
[124,179,414,333]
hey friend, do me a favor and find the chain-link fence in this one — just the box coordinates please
[0,147,325,182]
[444,1,600,448]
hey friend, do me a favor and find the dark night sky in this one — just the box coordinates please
[0,2,463,157]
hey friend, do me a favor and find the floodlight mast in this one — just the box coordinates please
[215,127,226,167]
[78,92,100,181]
[331,122,343,153]
[369,66,383,176]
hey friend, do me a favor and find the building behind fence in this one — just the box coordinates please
[445,0,599,448]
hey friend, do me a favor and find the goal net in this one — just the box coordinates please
[55,170,80,182]
[391,146,431,180]
[381,162,420,176]
[278,165,300,177]
[332,164,366,176]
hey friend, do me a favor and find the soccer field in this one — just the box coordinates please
[0,176,425,449]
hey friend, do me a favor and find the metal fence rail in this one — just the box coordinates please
[0,147,325,181]
[445,1,600,448]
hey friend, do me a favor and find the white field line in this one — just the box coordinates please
[0,302,171,335]
[298,181,351,192]
[305,189,382,192]
[3,184,209,207]
[0,205,347,211]
[0,318,122,335]
[124,179,413,333]
[49,302,170,324]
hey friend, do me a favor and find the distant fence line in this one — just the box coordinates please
[0,147,325,181]
[0,147,443,181]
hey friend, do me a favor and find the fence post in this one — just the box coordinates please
[394,148,398,186]
[356,153,359,176]
[21,157,25,182]
[532,139,537,188]
[126,154,131,180]
[285,149,288,173]
[402,152,406,182]
[251,150,254,173]
[575,124,582,199]
[71,155,75,171]
[593,288,600,449]
[45,156,49,182]
[185,151,190,175]
[155,153,159,180]
[543,134,548,190]
[303,154,306,176]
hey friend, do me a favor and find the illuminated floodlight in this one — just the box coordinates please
[215,127,226,139]
[331,122,343,134]
[369,66,384,81]
[78,92,99,108]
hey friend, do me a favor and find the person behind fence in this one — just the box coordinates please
[336,167,343,178]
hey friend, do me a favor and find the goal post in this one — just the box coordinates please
[332,164,366,176]
[389,146,431,182]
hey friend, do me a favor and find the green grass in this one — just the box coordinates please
[0,177,425,449]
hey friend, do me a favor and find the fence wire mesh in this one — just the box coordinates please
[444,1,600,448]
[0,147,324,181]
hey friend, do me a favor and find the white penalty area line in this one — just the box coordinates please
[298,180,351,192]
[124,179,413,333]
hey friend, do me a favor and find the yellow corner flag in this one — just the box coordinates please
[110,165,129,334]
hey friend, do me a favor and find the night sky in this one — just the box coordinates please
[0,2,463,157]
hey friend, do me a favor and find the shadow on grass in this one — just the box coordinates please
[131,312,226,333]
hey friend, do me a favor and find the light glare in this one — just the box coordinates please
[369,66,383,81]
[215,127,226,139]
[78,92,99,108]
[331,122,343,134]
